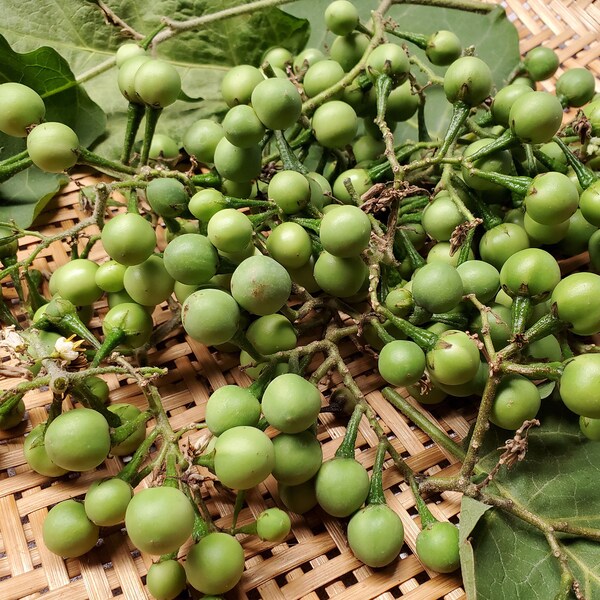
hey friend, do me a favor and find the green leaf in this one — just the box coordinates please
[459,496,491,600]
[0,167,68,228]
[284,1,520,140]
[2,0,309,159]
[0,34,105,226]
[469,403,600,599]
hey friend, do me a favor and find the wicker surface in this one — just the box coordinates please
[0,1,598,599]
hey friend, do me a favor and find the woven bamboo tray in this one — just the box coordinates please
[0,2,597,599]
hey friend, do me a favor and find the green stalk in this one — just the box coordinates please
[248,362,279,400]
[0,393,24,417]
[464,168,531,196]
[139,106,163,166]
[193,449,216,470]
[110,411,152,446]
[385,29,428,48]
[378,306,438,351]
[382,387,466,461]
[532,147,567,174]
[0,156,34,182]
[463,128,518,162]
[91,329,126,367]
[510,295,532,338]
[410,473,437,527]
[117,429,159,484]
[367,441,388,505]
[71,380,121,427]
[121,102,145,165]
[77,147,137,176]
[335,403,366,459]
[191,171,221,187]
[553,135,597,189]
[437,101,471,159]
[274,130,309,174]
[395,228,426,270]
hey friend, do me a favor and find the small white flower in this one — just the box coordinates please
[0,327,26,352]
[54,336,81,363]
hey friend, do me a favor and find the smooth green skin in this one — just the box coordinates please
[84,478,133,526]
[205,385,261,436]
[512,76,536,89]
[43,500,99,558]
[330,32,370,72]
[146,560,187,600]
[272,430,323,485]
[303,60,345,98]
[579,181,600,228]
[315,458,370,518]
[421,193,464,242]
[268,170,311,214]
[133,60,181,108]
[499,248,560,300]
[124,255,174,306]
[308,171,332,207]
[118,55,151,102]
[443,56,492,106]
[101,212,156,266]
[251,78,302,131]
[366,43,409,84]
[163,233,218,285]
[49,259,102,306]
[125,487,194,556]
[0,82,45,137]
[185,533,245,595]
[431,359,488,398]
[580,416,600,441]
[353,134,385,163]
[246,314,297,355]
[332,168,372,204]
[189,188,226,223]
[407,383,447,405]
[313,252,367,298]
[145,178,188,218]
[426,241,474,266]
[278,478,318,514]
[426,330,480,386]
[426,30,462,66]
[561,355,600,418]
[213,137,262,182]
[149,134,179,160]
[239,350,289,380]
[525,335,562,363]
[312,100,358,148]
[319,205,371,258]
[384,287,413,318]
[207,208,253,253]
[456,260,500,304]
[412,262,463,314]
[378,340,426,387]
[45,409,110,472]
[551,272,600,336]
[256,508,292,543]
[103,303,153,348]
[263,46,293,69]
[491,84,533,127]
[347,504,404,568]
[24,424,68,477]
[559,210,597,256]
[107,291,154,314]
[26,122,79,172]
[556,68,595,107]
[462,138,513,192]
[524,172,579,226]
[0,399,25,430]
[182,288,240,346]
[74,376,109,407]
[221,65,264,107]
[262,373,321,434]
[214,426,275,490]
[590,230,600,275]
[523,212,569,246]
[266,222,312,269]
[416,522,460,573]
[183,119,224,163]
[479,223,530,270]
[222,104,265,148]
[537,141,568,171]
[524,47,559,81]
[490,375,541,430]
[287,255,321,293]
[95,260,127,293]
[471,304,512,351]
[293,47,326,73]
[509,91,563,144]
[108,403,147,456]
[230,255,292,316]
[385,81,419,122]
[324,0,359,35]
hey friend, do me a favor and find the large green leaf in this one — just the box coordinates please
[2,0,310,159]
[284,1,520,141]
[0,34,105,226]
[467,404,600,599]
